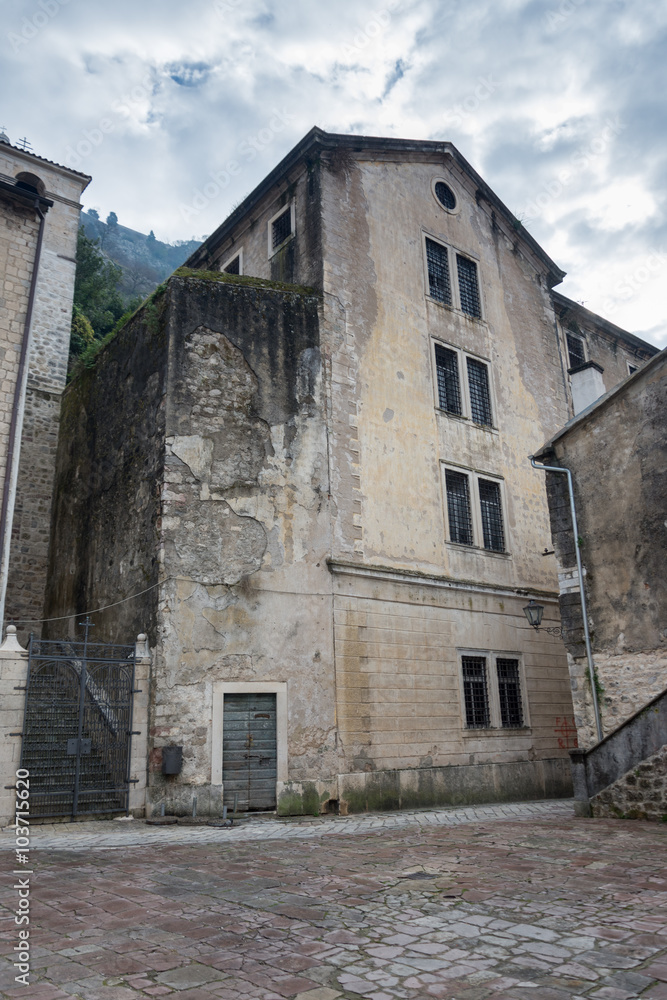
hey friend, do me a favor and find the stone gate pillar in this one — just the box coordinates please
[0,626,28,827]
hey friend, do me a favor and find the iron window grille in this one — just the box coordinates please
[566,332,586,369]
[456,254,481,318]
[223,255,240,275]
[426,238,452,305]
[496,658,523,728]
[435,345,462,415]
[445,470,473,546]
[434,181,456,211]
[466,357,493,426]
[462,656,490,728]
[478,478,505,552]
[271,207,292,250]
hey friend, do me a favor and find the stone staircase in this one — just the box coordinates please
[569,686,667,821]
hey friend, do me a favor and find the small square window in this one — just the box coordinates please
[456,254,481,318]
[566,332,586,369]
[496,659,523,728]
[478,478,505,552]
[466,357,493,426]
[462,656,490,728]
[426,238,452,306]
[445,470,474,546]
[271,207,292,250]
[435,345,462,415]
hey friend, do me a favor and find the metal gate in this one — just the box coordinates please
[222,693,277,811]
[19,620,137,819]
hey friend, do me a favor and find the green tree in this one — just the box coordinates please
[70,227,126,354]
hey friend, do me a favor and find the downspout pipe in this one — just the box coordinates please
[0,198,48,630]
[530,456,603,743]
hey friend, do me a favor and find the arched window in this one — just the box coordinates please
[14,171,46,197]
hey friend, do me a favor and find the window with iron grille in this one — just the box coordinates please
[566,332,586,369]
[496,659,523,728]
[456,254,481,318]
[434,181,456,211]
[445,470,473,546]
[466,357,492,426]
[223,254,240,275]
[462,656,490,728]
[478,478,505,552]
[435,345,462,415]
[271,207,292,250]
[426,238,452,305]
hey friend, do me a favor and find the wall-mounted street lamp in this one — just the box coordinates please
[522,599,563,637]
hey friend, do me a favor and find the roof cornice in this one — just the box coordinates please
[552,290,660,357]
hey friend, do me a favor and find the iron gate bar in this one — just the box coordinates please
[20,621,137,819]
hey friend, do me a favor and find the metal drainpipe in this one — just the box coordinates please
[530,456,603,743]
[0,198,48,630]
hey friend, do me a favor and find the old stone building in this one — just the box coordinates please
[536,348,666,746]
[0,133,90,633]
[41,129,658,817]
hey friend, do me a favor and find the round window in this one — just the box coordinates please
[434,181,456,211]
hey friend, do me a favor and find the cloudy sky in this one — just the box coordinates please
[3,0,666,346]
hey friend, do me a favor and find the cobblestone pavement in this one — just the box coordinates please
[1,800,666,1000]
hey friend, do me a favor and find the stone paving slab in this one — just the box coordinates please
[1,801,666,999]
[0,799,574,851]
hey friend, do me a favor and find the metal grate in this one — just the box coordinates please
[462,656,489,728]
[467,357,492,426]
[20,624,136,819]
[479,478,505,552]
[224,255,240,275]
[445,470,473,545]
[426,238,452,305]
[271,208,292,250]
[497,658,523,728]
[434,181,456,210]
[435,345,462,415]
[566,332,586,369]
[456,254,481,318]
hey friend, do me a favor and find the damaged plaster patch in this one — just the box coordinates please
[172,436,214,482]
[172,500,267,585]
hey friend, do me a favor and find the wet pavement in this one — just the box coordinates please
[1,799,666,1000]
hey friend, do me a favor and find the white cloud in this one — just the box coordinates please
[2,0,665,345]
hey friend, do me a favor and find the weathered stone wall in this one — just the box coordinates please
[202,159,323,291]
[542,351,667,745]
[0,145,88,633]
[43,294,168,645]
[5,388,61,638]
[591,744,667,821]
[147,272,336,815]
